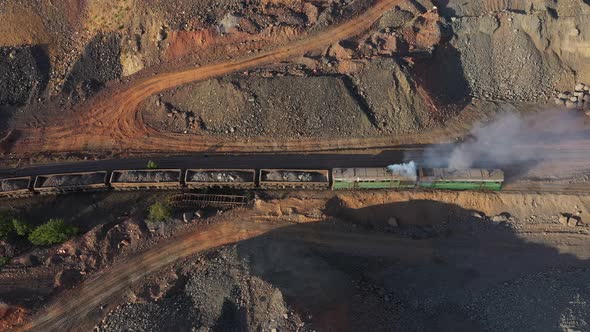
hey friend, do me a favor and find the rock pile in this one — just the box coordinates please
[115,171,178,183]
[0,46,49,106]
[189,171,251,183]
[554,83,590,113]
[41,173,105,187]
[0,178,29,192]
[264,171,325,182]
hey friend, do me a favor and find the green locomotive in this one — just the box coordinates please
[332,167,417,189]
[332,166,504,191]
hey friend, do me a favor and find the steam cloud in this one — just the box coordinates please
[387,161,417,178]
[420,110,586,169]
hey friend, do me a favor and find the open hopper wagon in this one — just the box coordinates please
[0,177,32,198]
[185,169,256,188]
[110,169,182,190]
[33,172,108,194]
[259,169,330,189]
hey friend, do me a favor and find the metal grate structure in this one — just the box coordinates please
[168,193,249,209]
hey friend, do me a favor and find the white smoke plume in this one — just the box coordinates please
[387,161,417,178]
[421,110,587,169]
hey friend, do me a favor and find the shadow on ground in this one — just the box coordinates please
[10,198,590,331]
[232,199,590,331]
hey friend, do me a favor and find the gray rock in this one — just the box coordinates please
[491,215,508,223]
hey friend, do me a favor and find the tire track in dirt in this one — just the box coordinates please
[10,0,406,156]
[24,218,284,331]
[24,205,590,331]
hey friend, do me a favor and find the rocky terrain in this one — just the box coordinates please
[1,190,589,330]
[0,0,586,148]
[97,246,304,332]
[0,0,590,331]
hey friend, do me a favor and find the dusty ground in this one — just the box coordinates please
[1,0,586,163]
[0,1,589,331]
[1,189,589,330]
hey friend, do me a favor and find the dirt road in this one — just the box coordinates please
[8,0,405,156]
[25,204,590,331]
[24,217,284,331]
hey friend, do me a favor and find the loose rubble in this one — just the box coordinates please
[555,82,590,114]
[113,170,178,183]
[40,173,105,188]
[188,171,252,183]
[263,170,326,182]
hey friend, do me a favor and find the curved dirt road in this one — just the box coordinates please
[11,0,406,156]
[24,208,590,331]
[24,218,283,331]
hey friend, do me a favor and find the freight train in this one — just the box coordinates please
[0,166,504,198]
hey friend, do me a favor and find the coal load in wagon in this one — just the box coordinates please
[40,173,105,188]
[0,178,29,192]
[188,171,254,183]
[263,171,327,182]
[114,170,179,183]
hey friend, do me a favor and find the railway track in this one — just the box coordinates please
[1,156,589,197]
[502,183,590,194]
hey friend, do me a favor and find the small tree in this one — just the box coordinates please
[146,160,158,169]
[28,219,78,246]
[0,212,32,239]
[148,202,172,222]
[0,212,14,239]
[12,219,32,237]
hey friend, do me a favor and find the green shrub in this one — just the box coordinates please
[148,202,172,222]
[12,219,32,237]
[146,160,158,169]
[28,219,78,246]
[0,212,32,239]
[0,256,9,270]
[0,212,14,239]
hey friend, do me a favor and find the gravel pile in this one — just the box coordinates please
[0,46,49,106]
[263,170,327,182]
[62,32,121,100]
[39,173,105,188]
[0,178,29,192]
[469,269,590,331]
[446,4,590,103]
[113,171,178,183]
[555,82,590,111]
[97,298,198,332]
[187,170,253,183]
[149,75,379,138]
[154,0,246,27]
[97,247,302,331]
[352,58,432,133]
